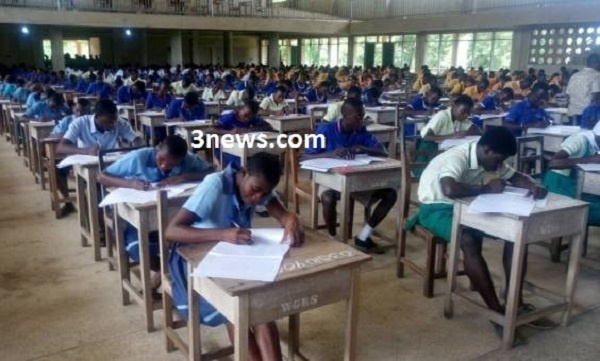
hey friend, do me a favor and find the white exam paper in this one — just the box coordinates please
[300,154,384,172]
[98,183,198,207]
[468,193,535,217]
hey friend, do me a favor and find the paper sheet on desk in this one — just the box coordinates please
[98,183,198,207]
[193,230,289,282]
[578,163,600,172]
[300,155,384,172]
[468,193,536,216]
[477,112,508,120]
[439,136,481,150]
[57,153,125,168]
[503,186,548,208]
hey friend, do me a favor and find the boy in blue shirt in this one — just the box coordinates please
[97,135,212,288]
[116,80,147,105]
[305,81,329,104]
[165,152,303,360]
[504,82,551,136]
[1,75,17,99]
[581,93,600,129]
[24,92,71,122]
[145,79,172,110]
[51,98,91,137]
[407,86,442,112]
[166,91,206,121]
[11,79,29,104]
[85,73,112,99]
[304,97,396,253]
[478,87,514,111]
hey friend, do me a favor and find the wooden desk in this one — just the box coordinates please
[220,131,284,166]
[29,122,55,189]
[182,230,371,361]
[577,168,600,198]
[545,107,569,124]
[114,190,194,332]
[138,111,166,145]
[266,114,312,133]
[444,193,588,350]
[0,99,11,136]
[527,126,580,153]
[166,120,213,148]
[74,162,103,262]
[366,124,398,155]
[310,159,402,242]
[74,95,98,107]
[204,101,221,118]
[365,106,397,126]
[476,112,506,129]
[9,108,25,150]
[117,103,145,124]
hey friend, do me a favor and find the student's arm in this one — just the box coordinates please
[165,209,251,244]
[265,197,304,246]
[440,176,506,199]
[508,172,548,199]
[57,138,98,156]
[96,172,150,190]
[548,150,600,169]
[157,166,213,187]
[422,128,466,141]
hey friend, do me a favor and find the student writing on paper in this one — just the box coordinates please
[116,80,147,105]
[503,82,552,136]
[165,153,303,361]
[322,85,362,122]
[97,136,212,292]
[406,127,548,341]
[304,98,395,253]
[258,86,290,116]
[145,79,173,110]
[476,87,514,112]
[542,124,600,225]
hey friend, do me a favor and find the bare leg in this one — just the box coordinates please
[226,323,263,361]
[321,190,339,237]
[366,188,397,228]
[253,322,282,361]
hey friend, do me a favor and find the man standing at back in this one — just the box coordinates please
[566,53,600,125]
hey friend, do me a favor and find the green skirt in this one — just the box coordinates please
[414,140,439,177]
[405,203,454,243]
[542,170,600,226]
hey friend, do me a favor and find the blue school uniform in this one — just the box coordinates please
[145,92,172,110]
[166,99,206,121]
[26,92,42,109]
[1,83,16,98]
[63,114,139,148]
[116,85,146,104]
[25,100,71,121]
[214,112,267,166]
[106,148,210,263]
[51,114,76,136]
[305,120,383,155]
[75,79,89,94]
[504,99,551,136]
[408,94,440,111]
[294,81,309,94]
[86,81,112,99]
[479,93,500,111]
[169,164,274,326]
[11,87,30,104]
[581,105,600,129]
[305,88,328,104]
[264,81,278,95]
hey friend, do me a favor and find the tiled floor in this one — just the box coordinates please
[1,138,600,361]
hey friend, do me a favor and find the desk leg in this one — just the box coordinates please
[36,140,46,190]
[310,178,318,229]
[233,295,249,361]
[288,313,300,361]
[562,215,586,326]
[87,173,102,262]
[444,203,462,319]
[114,212,131,305]
[502,230,525,350]
[282,151,289,208]
[138,212,155,332]
[150,124,155,146]
[339,179,351,243]
[76,173,89,247]
[187,263,201,361]
[344,269,360,361]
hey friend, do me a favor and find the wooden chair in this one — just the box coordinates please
[157,190,234,361]
[44,138,77,219]
[397,149,448,298]
[515,135,544,178]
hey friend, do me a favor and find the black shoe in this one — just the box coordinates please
[57,202,76,218]
[354,237,385,254]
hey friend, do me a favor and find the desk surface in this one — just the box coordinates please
[180,229,371,296]
[329,158,402,175]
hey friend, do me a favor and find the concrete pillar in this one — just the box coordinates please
[170,31,183,67]
[414,33,427,71]
[30,27,45,69]
[512,28,531,71]
[347,35,354,66]
[223,31,233,66]
[192,31,202,65]
[50,28,65,70]
[267,33,280,68]
[140,29,148,67]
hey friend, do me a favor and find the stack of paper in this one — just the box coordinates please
[98,183,198,207]
[468,186,548,216]
[192,228,289,282]
[57,153,126,168]
[439,136,481,150]
[300,155,384,172]
[578,163,600,172]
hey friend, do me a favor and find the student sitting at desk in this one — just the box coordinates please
[581,93,600,129]
[57,99,143,156]
[11,78,29,104]
[116,80,147,105]
[166,91,206,122]
[51,98,91,137]
[214,100,271,133]
[477,87,514,111]
[226,85,255,107]
[165,152,303,361]
[24,91,71,122]
[304,98,396,253]
[323,86,362,122]
[407,127,548,340]
[201,79,227,102]
[419,95,479,146]
[463,78,489,103]
[172,76,199,96]
[503,82,551,137]
[25,83,44,109]
[258,85,290,116]
[408,87,442,112]
[145,79,173,110]
[85,73,111,100]
[305,81,329,104]
[97,135,212,291]
[542,124,600,225]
